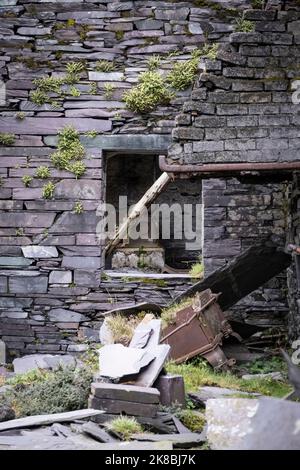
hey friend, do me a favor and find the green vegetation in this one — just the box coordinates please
[16,112,26,120]
[166,56,199,91]
[15,228,24,237]
[30,62,86,106]
[147,55,161,71]
[85,129,98,138]
[115,30,125,41]
[22,175,33,187]
[33,76,63,94]
[104,83,115,99]
[42,181,56,199]
[89,82,98,95]
[245,357,287,375]
[124,44,218,112]
[235,17,255,33]
[95,60,115,72]
[251,0,265,9]
[167,358,292,397]
[177,409,206,432]
[51,126,86,178]
[161,298,193,329]
[189,262,204,279]
[67,161,86,179]
[35,166,51,179]
[105,314,142,346]
[69,85,81,97]
[30,89,48,106]
[73,201,84,214]
[124,71,173,113]
[105,416,143,440]
[3,367,93,418]
[65,61,85,84]
[0,133,15,145]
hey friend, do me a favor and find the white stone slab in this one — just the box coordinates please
[99,344,155,379]
[21,246,58,258]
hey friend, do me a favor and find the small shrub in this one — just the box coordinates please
[104,83,115,99]
[51,125,85,174]
[167,57,199,91]
[69,85,81,97]
[35,166,51,179]
[161,298,193,329]
[66,61,85,75]
[105,314,141,346]
[199,43,219,60]
[147,55,161,71]
[235,17,255,32]
[105,416,143,441]
[85,130,98,138]
[22,175,33,187]
[67,161,86,178]
[189,262,204,279]
[33,76,63,94]
[30,89,48,106]
[95,60,115,72]
[251,0,265,9]
[73,201,84,214]
[42,181,55,199]
[89,82,98,95]
[9,366,93,417]
[177,409,206,433]
[123,71,173,113]
[0,133,15,145]
[115,31,124,41]
[16,112,26,120]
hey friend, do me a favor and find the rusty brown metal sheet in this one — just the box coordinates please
[160,289,238,369]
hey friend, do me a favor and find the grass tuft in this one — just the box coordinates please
[105,416,143,440]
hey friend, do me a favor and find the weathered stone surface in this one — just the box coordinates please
[0,118,111,135]
[9,276,48,294]
[48,308,88,323]
[207,397,300,450]
[13,354,77,374]
[49,212,99,234]
[21,246,58,259]
[55,180,101,200]
[0,213,55,228]
[49,270,72,285]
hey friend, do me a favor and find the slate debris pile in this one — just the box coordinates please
[94,314,181,417]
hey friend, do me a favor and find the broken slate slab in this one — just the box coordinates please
[0,409,104,432]
[91,383,160,404]
[81,422,117,443]
[21,246,58,258]
[131,432,206,449]
[13,354,78,374]
[206,397,300,450]
[134,344,171,387]
[88,395,158,418]
[98,344,155,379]
[241,372,284,381]
[189,386,260,407]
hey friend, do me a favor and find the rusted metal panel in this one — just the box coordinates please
[161,289,238,369]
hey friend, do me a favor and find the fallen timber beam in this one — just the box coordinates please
[103,243,291,316]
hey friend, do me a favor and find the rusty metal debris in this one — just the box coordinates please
[161,289,240,369]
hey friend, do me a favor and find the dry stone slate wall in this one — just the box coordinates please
[0,0,298,358]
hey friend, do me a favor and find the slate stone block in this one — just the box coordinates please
[9,276,48,294]
[0,118,111,135]
[48,308,88,323]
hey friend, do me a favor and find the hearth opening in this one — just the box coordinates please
[103,153,202,275]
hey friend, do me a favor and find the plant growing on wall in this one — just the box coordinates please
[234,16,255,32]
[0,133,15,145]
[51,125,86,178]
[22,175,33,187]
[35,166,51,179]
[42,181,56,199]
[124,44,218,112]
[123,71,174,113]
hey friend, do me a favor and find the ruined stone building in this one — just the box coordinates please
[0,0,299,359]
